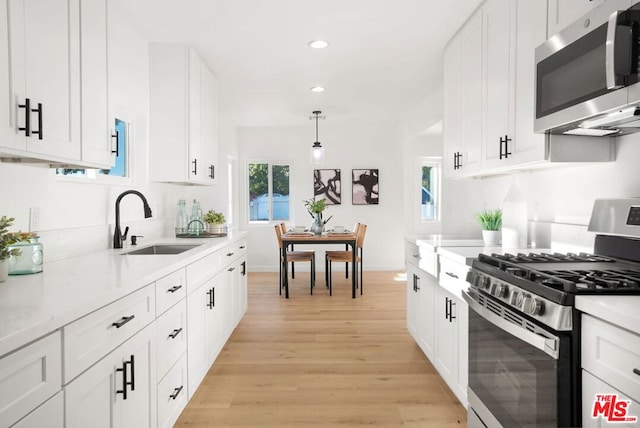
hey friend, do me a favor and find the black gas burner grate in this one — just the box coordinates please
[490,252,615,263]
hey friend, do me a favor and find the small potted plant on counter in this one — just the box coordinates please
[203,210,227,236]
[476,209,502,246]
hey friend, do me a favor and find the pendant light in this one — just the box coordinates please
[310,110,325,165]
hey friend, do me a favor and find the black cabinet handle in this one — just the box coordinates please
[414,273,420,292]
[445,272,459,279]
[167,285,183,293]
[31,103,43,140]
[239,246,246,249]
[111,129,119,156]
[127,355,135,391]
[499,135,512,159]
[169,385,184,400]
[228,267,235,272]
[453,152,458,170]
[633,368,640,376]
[207,287,215,309]
[241,261,246,276]
[192,158,197,175]
[445,297,450,320]
[116,359,129,400]
[226,252,234,257]
[112,315,135,328]
[18,98,31,136]
[449,299,456,322]
[209,164,215,179]
[168,328,183,339]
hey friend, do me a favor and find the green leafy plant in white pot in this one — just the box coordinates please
[203,210,227,235]
[476,209,502,246]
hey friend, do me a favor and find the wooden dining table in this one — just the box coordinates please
[281,231,358,299]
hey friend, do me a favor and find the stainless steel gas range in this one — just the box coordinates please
[464,199,640,428]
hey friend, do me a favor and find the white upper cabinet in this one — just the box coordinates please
[443,8,482,178]
[149,44,218,185]
[0,0,113,168]
[1,0,81,161]
[547,0,605,37]
[79,0,114,168]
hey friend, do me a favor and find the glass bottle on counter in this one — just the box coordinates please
[175,199,188,236]
[189,199,204,235]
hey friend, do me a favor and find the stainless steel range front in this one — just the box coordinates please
[464,199,640,428]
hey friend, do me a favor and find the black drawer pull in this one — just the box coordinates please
[228,267,235,272]
[634,368,640,376]
[445,272,459,279]
[226,252,234,257]
[239,245,246,249]
[112,315,135,328]
[169,385,184,400]
[167,285,183,293]
[168,328,183,339]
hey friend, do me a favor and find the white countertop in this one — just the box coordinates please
[576,295,640,334]
[0,231,247,358]
[416,236,485,252]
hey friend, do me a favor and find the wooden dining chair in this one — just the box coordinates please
[274,225,316,295]
[280,222,297,279]
[325,223,367,296]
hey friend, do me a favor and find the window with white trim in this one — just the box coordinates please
[420,158,441,221]
[248,162,290,222]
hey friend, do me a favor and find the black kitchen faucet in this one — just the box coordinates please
[113,190,153,249]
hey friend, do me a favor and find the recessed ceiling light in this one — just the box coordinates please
[308,40,329,49]
[310,86,325,93]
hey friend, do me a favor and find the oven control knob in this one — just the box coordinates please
[510,291,523,307]
[481,276,491,290]
[493,284,508,298]
[523,297,545,316]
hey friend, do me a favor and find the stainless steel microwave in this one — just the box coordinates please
[534,0,640,136]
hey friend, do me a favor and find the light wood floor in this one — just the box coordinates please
[175,271,467,427]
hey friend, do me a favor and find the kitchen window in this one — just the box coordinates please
[420,158,440,221]
[248,162,290,222]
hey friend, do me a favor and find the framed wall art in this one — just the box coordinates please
[313,169,341,204]
[352,169,379,205]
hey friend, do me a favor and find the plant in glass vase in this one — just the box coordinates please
[304,198,333,235]
[0,216,33,282]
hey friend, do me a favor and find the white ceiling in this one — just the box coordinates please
[118,0,483,128]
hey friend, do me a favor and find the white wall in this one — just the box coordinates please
[237,121,405,272]
[0,1,229,262]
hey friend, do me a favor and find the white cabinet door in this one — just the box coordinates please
[435,287,458,385]
[0,1,14,149]
[481,0,516,171]
[547,0,606,37]
[79,0,112,168]
[149,44,217,185]
[582,370,640,428]
[12,392,63,428]
[65,323,156,428]
[12,0,80,160]
[443,8,482,178]
[406,262,436,361]
[406,262,421,342]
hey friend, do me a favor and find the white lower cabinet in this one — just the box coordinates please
[406,261,436,360]
[12,392,63,428]
[156,355,188,428]
[0,331,62,427]
[434,286,468,405]
[582,370,640,428]
[65,323,157,428]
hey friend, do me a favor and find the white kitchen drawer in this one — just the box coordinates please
[186,250,222,293]
[405,241,421,266]
[582,315,640,403]
[223,239,246,263]
[155,268,186,316]
[418,251,437,277]
[156,299,187,379]
[157,354,188,428]
[438,256,470,299]
[63,284,155,383]
[11,391,63,428]
[0,331,61,428]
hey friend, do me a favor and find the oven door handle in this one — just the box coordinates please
[462,291,560,359]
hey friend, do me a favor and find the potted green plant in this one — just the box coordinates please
[203,209,227,235]
[475,209,502,246]
[0,216,32,282]
[303,198,333,235]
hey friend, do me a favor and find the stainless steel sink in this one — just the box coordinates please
[122,244,202,255]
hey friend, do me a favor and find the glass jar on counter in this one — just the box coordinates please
[8,237,43,275]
